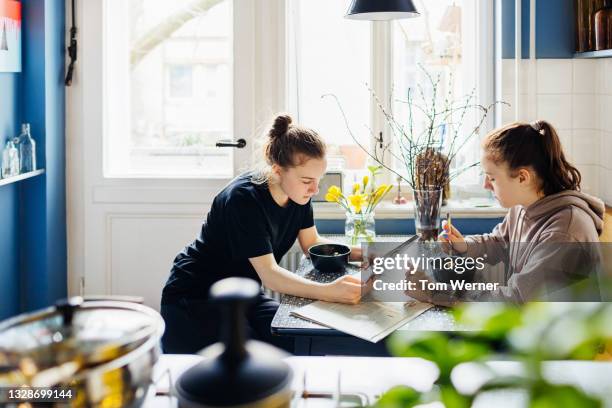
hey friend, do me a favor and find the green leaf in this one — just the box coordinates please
[530,383,601,408]
[453,303,522,342]
[368,165,383,176]
[439,385,472,408]
[375,386,423,408]
[387,332,492,382]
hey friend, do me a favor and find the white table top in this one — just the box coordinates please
[146,354,612,407]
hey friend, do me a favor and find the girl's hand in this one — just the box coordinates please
[323,274,364,304]
[349,245,363,262]
[438,220,468,254]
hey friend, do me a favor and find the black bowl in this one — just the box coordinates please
[308,244,351,273]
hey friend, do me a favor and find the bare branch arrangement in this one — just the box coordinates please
[323,65,504,192]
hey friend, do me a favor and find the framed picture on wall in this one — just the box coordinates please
[0,0,21,73]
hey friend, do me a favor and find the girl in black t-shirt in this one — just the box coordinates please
[161,114,365,354]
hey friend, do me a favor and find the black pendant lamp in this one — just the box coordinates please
[345,0,420,20]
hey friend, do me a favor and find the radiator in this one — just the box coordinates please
[264,240,304,300]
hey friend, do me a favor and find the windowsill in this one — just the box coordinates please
[313,198,507,219]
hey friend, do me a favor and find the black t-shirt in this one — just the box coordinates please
[162,173,314,303]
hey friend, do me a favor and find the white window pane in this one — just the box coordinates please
[106,0,233,178]
[391,0,481,186]
[288,0,371,170]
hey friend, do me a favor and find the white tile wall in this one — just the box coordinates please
[572,94,598,129]
[537,60,573,94]
[573,130,600,166]
[573,60,598,94]
[580,165,600,196]
[598,58,612,205]
[537,94,573,129]
[501,58,611,204]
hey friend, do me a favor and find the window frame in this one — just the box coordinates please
[286,1,496,198]
[99,0,494,188]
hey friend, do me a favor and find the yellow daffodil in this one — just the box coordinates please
[325,192,340,203]
[348,194,368,214]
[328,185,341,196]
[352,183,360,194]
[362,175,369,193]
[325,185,346,208]
[365,184,393,213]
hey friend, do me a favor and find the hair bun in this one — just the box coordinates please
[270,114,292,139]
[530,120,546,135]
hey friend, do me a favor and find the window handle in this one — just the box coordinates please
[215,138,247,148]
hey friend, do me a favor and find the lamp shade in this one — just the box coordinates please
[345,0,420,20]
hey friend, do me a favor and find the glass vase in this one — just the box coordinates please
[345,211,376,245]
[412,188,443,241]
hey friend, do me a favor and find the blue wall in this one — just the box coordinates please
[20,0,67,312]
[0,73,21,319]
[0,0,66,320]
[502,0,575,59]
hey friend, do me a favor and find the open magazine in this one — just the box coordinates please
[291,236,433,343]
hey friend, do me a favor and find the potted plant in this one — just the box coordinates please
[377,302,612,407]
[324,66,500,241]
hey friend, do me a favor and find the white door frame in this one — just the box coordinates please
[66,0,287,306]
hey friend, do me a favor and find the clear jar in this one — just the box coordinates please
[412,188,443,241]
[345,211,376,245]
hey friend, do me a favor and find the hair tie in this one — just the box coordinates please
[530,121,546,136]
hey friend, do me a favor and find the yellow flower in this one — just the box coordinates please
[362,175,369,192]
[348,194,368,214]
[327,185,342,196]
[325,185,345,204]
[369,184,393,210]
[325,192,340,203]
[352,183,360,194]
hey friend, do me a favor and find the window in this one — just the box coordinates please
[167,65,193,99]
[287,0,371,171]
[288,0,493,195]
[103,0,493,184]
[105,0,233,178]
[391,1,473,183]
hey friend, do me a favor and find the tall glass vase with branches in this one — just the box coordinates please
[324,65,501,240]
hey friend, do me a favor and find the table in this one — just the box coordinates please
[271,235,463,356]
[146,355,612,407]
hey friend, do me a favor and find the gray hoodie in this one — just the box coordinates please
[464,190,605,302]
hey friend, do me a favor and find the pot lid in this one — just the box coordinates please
[0,297,163,385]
[175,278,292,407]
[176,342,292,406]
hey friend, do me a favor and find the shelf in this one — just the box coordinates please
[0,169,45,187]
[574,49,612,59]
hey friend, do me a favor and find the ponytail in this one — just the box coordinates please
[483,120,581,195]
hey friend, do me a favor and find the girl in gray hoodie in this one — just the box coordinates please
[439,120,605,302]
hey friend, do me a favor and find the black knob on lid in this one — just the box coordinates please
[175,277,292,407]
[209,277,260,365]
[55,296,83,326]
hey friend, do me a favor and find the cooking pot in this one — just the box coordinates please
[0,296,164,407]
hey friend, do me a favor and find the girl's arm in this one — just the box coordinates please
[297,226,362,261]
[249,253,363,304]
[463,215,511,265]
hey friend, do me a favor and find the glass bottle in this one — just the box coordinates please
[18,123,36,173]
[595,0,612,51]
[2,139,20,178]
